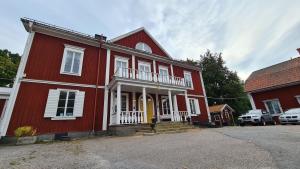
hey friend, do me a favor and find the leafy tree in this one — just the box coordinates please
[0,49,21,87]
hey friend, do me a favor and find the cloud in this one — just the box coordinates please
[0,0,300,80]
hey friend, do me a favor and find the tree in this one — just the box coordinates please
[199,50,250,116]
[0,49,21,87]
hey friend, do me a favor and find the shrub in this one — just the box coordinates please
[14,126,37,137]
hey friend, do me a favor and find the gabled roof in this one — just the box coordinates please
[109,27,172,58]
[209,104,234,113]
[245,57,300,92]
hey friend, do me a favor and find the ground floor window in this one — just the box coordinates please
[189,98,200,115]
[161,98,170,115]
[264,99,282,115]
[295,96,300,105]
[56,90,76,117]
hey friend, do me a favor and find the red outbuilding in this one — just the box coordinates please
[245,51,300,121]
[0,18,210,139]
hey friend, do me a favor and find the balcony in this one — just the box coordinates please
[113,67,187,88]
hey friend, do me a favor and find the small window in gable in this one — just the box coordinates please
[60,44,85,76]
[135,42,152,53]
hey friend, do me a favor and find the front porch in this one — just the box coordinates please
[108,75,193,126]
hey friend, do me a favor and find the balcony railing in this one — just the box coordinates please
[114,67,186,87]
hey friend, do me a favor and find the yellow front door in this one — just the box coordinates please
[140,97,154,123]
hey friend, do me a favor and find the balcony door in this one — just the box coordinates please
[138,62,151,81]
[159,66,169,83]
[115,57,128,78]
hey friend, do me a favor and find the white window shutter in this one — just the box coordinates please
[44,89,60,118]
[195,99,201,115]
[74,91,85,117]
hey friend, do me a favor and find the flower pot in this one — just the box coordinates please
[16,136,37,145]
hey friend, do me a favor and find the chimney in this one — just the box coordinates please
[297,48,300,55]
[94,34,107,41]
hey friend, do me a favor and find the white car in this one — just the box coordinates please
[279,108,300,124]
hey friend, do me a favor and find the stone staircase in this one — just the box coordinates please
[135,122,195,136]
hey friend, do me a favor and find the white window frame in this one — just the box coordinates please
[263,99,283,115]
[184,71,194,89]
[295,95,300,104]
[135,42,152,53]
[138,61,152,81]
[54,89,77,120]
[60,44,85,76]
[189,98,200,116]
[114,56,129,77]
[158,66,169,83]
[161,96,170,115]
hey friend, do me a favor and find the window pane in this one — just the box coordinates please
[121,95,127,111]
[272,101,281,114]
[66,108,74,116]
[58,99,66,107]
[56,108,65,116]
[72,52,81,73]
[64,51,73,72]
[190,100,196,114]
[59,91,67,100]
[68,92,76,100]
[67,99,75,108]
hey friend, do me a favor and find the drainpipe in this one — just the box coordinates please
[92,34,106,135]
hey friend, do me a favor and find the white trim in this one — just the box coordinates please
[199,71,211,122]
[102,49,111,130]
[114,56,129,73]
[184,71,194,89]
[248,93,256,110]
[153,60,157,81]
[0,96,9,99]
[21,78,104,88]
[161,96,170,116]
[0,32,35,137]
[132,55,136,79]
[60,44,85,76]
[158,65,169,74]
[138,61,151,69]
[51,117,76,120]
[0,100,8,120]
[109,27,172,59]
[178,93,204,98]
[170,65,174,77]
[263,98,283,115]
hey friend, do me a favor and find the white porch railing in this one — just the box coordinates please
[120,111,144,124]
[114,67,186,87]
[174,111,189,122]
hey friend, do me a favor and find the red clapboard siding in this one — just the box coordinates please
[114,30,169,58]
[25,33,106,86]
[0,99,6,117]
[252,84,300,111]
[6,82,104,136]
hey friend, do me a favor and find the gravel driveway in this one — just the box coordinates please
[1,126,298,169]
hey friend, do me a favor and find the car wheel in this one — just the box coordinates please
[261,118,266,126]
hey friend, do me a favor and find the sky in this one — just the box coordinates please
[1,0,300,80]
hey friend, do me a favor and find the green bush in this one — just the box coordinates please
[14,126,37,137]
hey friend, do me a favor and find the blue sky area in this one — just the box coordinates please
[1,0,300,80]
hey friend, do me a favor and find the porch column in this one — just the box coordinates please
[109,90,115,125]
[168,90,174,121]
[153,60,157,82]
[173,94,179,121]
[185,91,191,117]
[116,84,121,124]
[142,87,147,123]
[132,55,135,79]
[132,92,136,111]
[155,92,160,122]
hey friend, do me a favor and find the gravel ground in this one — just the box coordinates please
[0,128,280,169]
[215,125,300,169]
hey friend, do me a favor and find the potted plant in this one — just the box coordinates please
[14,126,37,145]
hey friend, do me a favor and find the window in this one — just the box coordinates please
[159,66,169,83]
[135,42,152,53]
[115,57,129,78]
[189,98,200,115]
[161,97,170,115]
[264,99,282,115]
[138,62,152,81]
[114,93,129,112]
[295,96,300,104]
[44,89,85,120]
[56,91,75,117]
[184,71,193,88]
[60,44,84,76]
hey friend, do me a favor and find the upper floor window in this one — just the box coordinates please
[184,71,193,89]
[60,44,85,76]
[135,42,152,53]
[264,99,282,115]
[115,56,129,78]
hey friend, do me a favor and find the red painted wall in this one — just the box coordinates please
[0,99,6,118]
[252,84,300,111]
[114,30,169,58]
[6,82,104,136]
[25,33,106,86]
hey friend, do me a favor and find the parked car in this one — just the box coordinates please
[279,108,300,124]
[238,109,276,126]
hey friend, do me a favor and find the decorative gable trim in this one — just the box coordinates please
[109,27,172,59]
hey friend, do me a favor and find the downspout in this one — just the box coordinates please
[92,38,103,134]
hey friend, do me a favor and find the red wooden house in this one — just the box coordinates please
[245,51,300,121]
[0,18,210,138]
